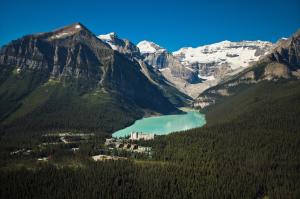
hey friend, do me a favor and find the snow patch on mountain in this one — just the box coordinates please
[137,40,166,54]
[172,40,273,84]
[98,32,116,41]
[51,32,72,39]
[173,40,273,71]
[98,32,118,50]
[49,23,85,40]
[75,24,81,29]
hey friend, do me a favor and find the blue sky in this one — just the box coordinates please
[0,0,299,51]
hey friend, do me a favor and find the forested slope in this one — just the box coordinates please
[1,79,299,199]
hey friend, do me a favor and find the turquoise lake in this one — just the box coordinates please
[112,111,206,138]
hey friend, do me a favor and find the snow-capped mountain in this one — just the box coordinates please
[137,40,166,54]
[173,40,273,80]
[98,32,140,58]
[194,30,300,109]
[136,40,273,98]
[98,33,273,98]
[137,41,170,69]
[98,32,119,50]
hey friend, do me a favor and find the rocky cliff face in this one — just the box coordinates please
[268,30,300,68]
[137,40,200,84]
[144,51,200,83]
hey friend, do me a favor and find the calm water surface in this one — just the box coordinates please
[112,111,206,138]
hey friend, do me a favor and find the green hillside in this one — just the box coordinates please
[204,79,300,126]
[0,72,144,150]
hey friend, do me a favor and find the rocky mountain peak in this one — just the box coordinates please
[64,22,85,30]
[46,22,92,40]
[0,22,112,82]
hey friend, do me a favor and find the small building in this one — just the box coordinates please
[137,146,152,153]
[92,155,111,161]
[92,155,126,161]
[37,157,49,161]
[130,132,155,141]
[71,147,79,152]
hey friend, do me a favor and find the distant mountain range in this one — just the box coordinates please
[99,32,273,98]
[0,22,299,135]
